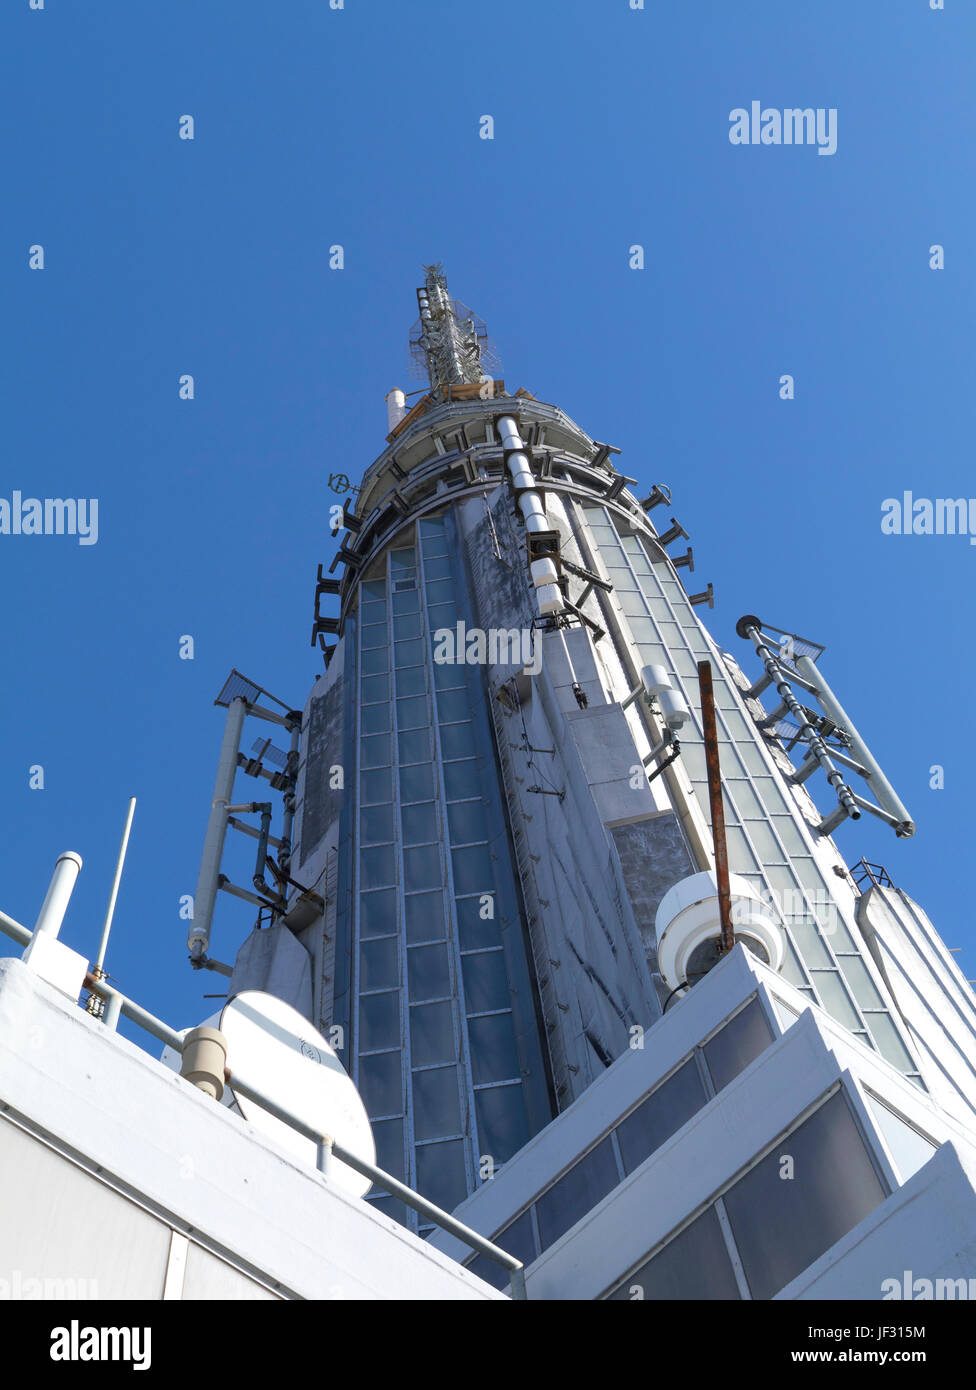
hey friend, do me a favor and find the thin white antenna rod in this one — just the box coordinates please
[94,797,136,975]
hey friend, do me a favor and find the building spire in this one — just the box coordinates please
[410,264,496,392]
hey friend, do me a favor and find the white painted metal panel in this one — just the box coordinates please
[0,1118,170,1299]
[181,1244,281,1301]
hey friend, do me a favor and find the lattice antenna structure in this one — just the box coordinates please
[408,264,500,390]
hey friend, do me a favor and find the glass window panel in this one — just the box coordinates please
[837,955,886,1011]
[737,742,772,776]
[415,1139,467,1212]
[399,728,431,765]
[536,1137,619,1251]
[422,554,452,580]
[395,665,427,697]
[744,820,787,865]
[395,638,425,668]
[361,647,389,676]
[702,999,773,1092]
[360,937,398,992]
[402,801,438,846]
[616,1058,707,1175]
[396,696,430,731]
[448,799,489,845]
[724,826,761,876]
[361,622,388,650]
[358,1051,402,1118]
[770,815,808,857]
[404,843,441,892]
[609,571,638,593]
[410,1001,457,1067]
[452,844,493,896]
[618,591,648,617]
[412,1068,461,1141]
[720,709,754,742]
[727,780,765,821]
[467,1012,520,1085]
[474,1085,530,1168]
[441,722,476,760]
[392,588,420,616]
[457,895,501,951]
[436,688,470,723]
[393,576,417,592]
[359,598,386,623]
[433,660,466,691]
[361,734,392,769]
[864,1096,938,1182]
[607,1206,740,1301]
[360,674,390,703]
[467,1209,536,1291]
[810,970,864,1031]
[360,889,397,938]
[371,1117,405,1185]
[462,950,510,1014]
[361,703,390,735]
[427,602,459,632]
[359,992,400,1052]
[360,803,394,844]
[425,578,455,605]
[788,918,835,970]
[865,1012,918,1074]
[421,538,450,561]
[399,763,435,803]
[390,547,416,570]
[780,937,814,991]
[405,891,445,943]
[361,579,386,599]
[408,943,452,1001]
[627,617,660,643]
[360,767,393,805]
[444,759,481,800]
[723,1091,886,1300]
[392,612,423,641]
[360,844,396,888]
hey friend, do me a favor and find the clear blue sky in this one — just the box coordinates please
[3,0,974,1044]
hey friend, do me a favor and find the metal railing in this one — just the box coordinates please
[0,893,526,1299]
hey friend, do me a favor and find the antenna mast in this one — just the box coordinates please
[410,264,497,393]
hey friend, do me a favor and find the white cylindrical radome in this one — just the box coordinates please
[654,870,784,992]
[385,388,407,431]
[642,664,691,729]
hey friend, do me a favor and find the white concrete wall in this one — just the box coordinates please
[0,959,502,1301]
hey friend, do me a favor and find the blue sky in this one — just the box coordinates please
[3,0,974,1042]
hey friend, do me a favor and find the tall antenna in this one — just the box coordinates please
[409,264,499,392]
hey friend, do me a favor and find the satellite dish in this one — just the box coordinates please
[220,991,375,1199]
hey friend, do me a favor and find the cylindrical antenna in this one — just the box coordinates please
[94,797,137,975]
[34,851,84,939]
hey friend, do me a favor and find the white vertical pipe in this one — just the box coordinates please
[498,415,560,619]
[34,852,83,939]
[188,697,247,960]
[94,797,136,974]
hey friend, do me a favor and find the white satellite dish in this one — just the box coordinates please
[219,991,375,1199]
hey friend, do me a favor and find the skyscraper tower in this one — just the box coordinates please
[188,269,976,1294]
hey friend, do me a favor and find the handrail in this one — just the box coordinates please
[0,909,525,1297]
